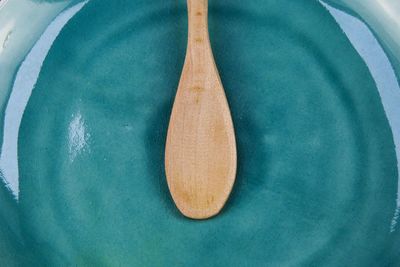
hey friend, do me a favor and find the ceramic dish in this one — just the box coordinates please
[0,0,399,266]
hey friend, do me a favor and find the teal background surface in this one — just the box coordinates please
[1,0,400,266]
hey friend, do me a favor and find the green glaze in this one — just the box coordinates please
[1,0,399,266]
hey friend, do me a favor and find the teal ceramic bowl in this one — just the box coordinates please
[0,0,399,266]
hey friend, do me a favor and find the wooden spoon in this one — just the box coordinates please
[165,0,237,219]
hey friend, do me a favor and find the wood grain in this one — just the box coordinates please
[165,0,237,219]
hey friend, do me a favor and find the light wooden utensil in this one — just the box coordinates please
[165,0,237,219]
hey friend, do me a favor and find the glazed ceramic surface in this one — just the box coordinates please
[0,0,399,266]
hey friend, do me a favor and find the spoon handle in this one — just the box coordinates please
[187,0,208,45]
[186,0,212,88]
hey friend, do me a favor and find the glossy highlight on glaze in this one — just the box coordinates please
[0,0,400,266]
[0,0,87,197]
[321,0,400,234]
